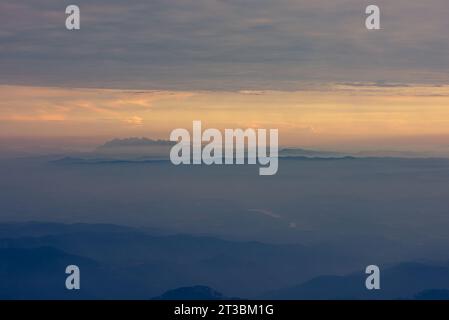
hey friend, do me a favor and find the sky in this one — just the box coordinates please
[1,0,449,154]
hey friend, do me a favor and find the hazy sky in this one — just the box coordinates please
[1,1,449,154]
[2,84,449,155]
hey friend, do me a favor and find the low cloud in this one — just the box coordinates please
[248,209,281,219]
[124,116,143,126]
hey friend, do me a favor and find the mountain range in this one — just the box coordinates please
[1,222,449,299]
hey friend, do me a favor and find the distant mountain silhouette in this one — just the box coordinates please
[0,247,96,299]
[0,221,139,238]
[91,138,175,159]
[263,262,449,300]
[279,148,347,158]
[414,289,449,300]
[98,138,175,148]
[0,246,157,299]
[51,157,169,165]
[95,138,354,160]
[0,222,339,298]
[152,285,230,300]
[2,222,449,299]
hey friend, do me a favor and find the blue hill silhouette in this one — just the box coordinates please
[152,286,228,300]
[1,222,449,299]
[263,262,449,300]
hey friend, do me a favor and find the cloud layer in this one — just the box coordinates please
[1,0,449,89]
